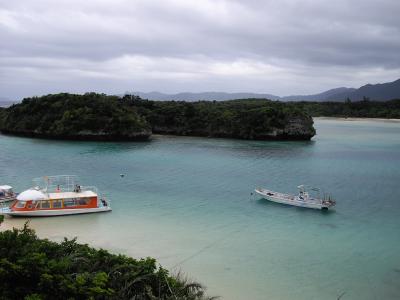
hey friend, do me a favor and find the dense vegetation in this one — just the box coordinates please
[291,99,400,118]
[0,218,213,300]
[125,96,315,140]
[0,93,151,140]
[0,93,316,141]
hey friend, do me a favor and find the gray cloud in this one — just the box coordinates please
[0,0,399,99]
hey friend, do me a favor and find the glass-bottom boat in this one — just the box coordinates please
[0,185,17,203]
[1,175,111,217]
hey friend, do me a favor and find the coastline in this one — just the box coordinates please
[1,119,400,300]
[313,116,400,123]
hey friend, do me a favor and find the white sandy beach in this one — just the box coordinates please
[314,116,400,123]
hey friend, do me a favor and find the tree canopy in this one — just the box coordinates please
[0,93,151,140]
[289,99,400,118]
[0,219,213,300]
[0,93,316,141]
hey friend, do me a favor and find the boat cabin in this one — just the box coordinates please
[11,189,101,212]
[0,185,16,202]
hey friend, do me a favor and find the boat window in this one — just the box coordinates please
[63,199,76,207]
[40,200,51,209]
[16,201,26,208]
[52,200,62,208]
[78,198,89,205]
[0,192,4,197]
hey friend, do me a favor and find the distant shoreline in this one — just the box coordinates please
[314,116,400,123]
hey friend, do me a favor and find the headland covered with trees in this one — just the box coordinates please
[294,98,400,119]
[0,93,316,141]
[1,93,398,143]
[0,217,213,300]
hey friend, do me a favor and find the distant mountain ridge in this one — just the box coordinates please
[2,78,399,104]
[327,79,400,101]
[133,91,280,101]
[0,98,15,108]
[282,87,357,101]
[132,78,400,102]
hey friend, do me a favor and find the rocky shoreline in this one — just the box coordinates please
[152,117,315,140]
[0,129,152,141]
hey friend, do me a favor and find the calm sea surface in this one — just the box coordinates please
[1,119,400,300]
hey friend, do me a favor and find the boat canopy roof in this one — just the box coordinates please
[48,190,97,200]
[17,189,49,201]
[16,190,97,202]
[0,185,13,191]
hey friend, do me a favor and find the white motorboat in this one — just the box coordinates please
[255,185,336,210]
[0,185,17,203]
[1,175,111,217]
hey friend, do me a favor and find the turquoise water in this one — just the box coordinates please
[1,119,400,300]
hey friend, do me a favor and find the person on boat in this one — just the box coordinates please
[55,185,61,192]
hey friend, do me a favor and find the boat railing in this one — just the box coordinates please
[32,175,101,196]
[258,189,295,200]
[34,175,79,193]
[80,185,99,195]
[97,193,111,207]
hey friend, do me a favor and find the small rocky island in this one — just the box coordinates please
[0,93,316,141]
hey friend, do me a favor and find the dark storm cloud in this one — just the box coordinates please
[0,0,399,99]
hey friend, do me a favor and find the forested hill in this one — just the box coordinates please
[0,93,152,141]
[0,93,316,141]
[292,99,400,119]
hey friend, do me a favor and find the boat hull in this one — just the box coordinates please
[255,188,333,210]
[2,206,112,217]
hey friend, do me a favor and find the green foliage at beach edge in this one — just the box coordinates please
[0,219,214,300]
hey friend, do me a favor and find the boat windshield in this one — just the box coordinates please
[298,185,322,199]
[297,185,333,202]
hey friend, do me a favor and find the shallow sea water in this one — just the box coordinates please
[1,119,400,300]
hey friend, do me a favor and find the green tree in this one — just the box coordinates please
[0,221,214,300]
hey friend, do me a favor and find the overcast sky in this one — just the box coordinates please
[1,0,399,100]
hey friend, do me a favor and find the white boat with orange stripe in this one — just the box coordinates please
[1,175,111,217]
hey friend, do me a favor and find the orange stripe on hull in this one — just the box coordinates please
[11,196,98,212]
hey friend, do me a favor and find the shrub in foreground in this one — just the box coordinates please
[0,220,214,300]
